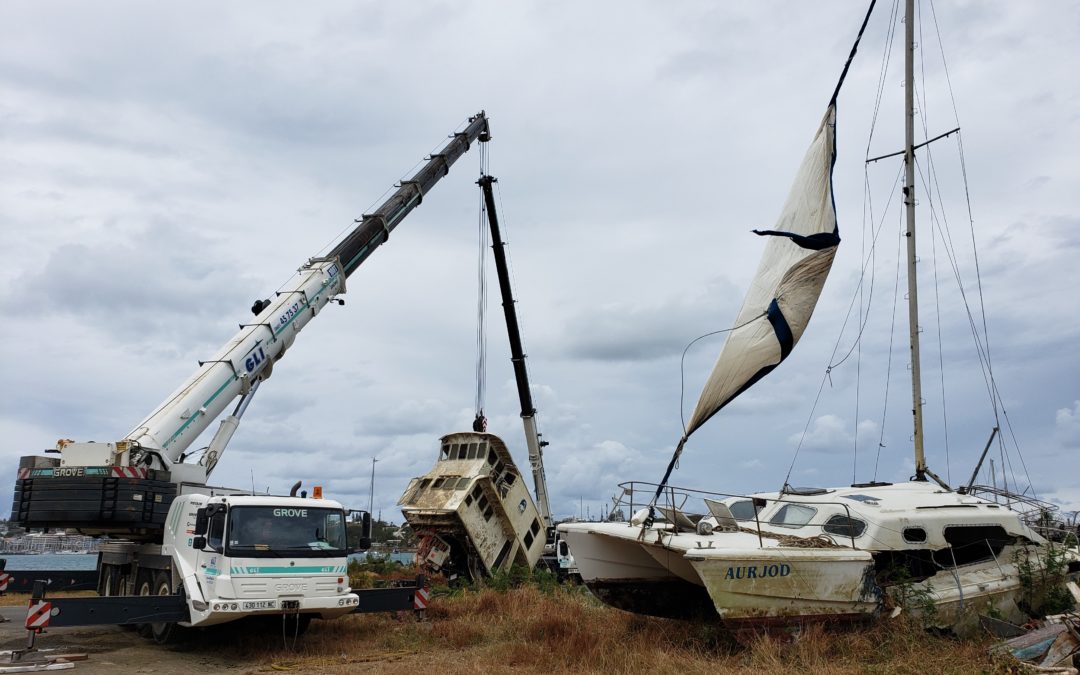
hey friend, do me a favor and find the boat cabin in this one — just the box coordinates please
[399,431,545,579]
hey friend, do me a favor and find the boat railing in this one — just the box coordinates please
[966,484,1060,516]
[613,481,862,550]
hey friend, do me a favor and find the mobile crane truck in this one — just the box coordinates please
[10,112,491,644]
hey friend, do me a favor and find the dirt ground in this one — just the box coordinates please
[0,606,257,674]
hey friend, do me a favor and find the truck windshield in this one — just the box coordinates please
[225,506,347,558]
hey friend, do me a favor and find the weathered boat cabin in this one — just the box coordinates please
[399,431,545,580]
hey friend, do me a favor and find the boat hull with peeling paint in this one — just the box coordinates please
[686,547,878,625]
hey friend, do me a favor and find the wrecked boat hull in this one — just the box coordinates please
[561,522,717,619]
[686,547,880,624]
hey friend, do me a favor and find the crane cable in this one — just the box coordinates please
[473,142,489,430]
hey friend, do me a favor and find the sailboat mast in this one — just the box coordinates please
[903,0,927,480]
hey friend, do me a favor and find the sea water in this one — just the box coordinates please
[1,553,98,571]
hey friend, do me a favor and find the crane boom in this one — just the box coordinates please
[69,112,491,482]
[477,174,552,528]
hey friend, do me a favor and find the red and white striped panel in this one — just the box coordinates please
[17,468,29,479]
[413,586,430,611]
[111,467,148,479]
[0,573,11,592]
[25,600,51,630]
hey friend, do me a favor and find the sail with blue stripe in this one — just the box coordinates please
[684,104,840,439]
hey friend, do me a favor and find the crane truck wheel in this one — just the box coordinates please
[150,571,184,645]
[135,571,156,638]
[101,565,119,597]
[102,565,138,631]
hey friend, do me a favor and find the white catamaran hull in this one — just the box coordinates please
[559,522,717,619]
[686,547,879,625]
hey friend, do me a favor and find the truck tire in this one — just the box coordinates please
[101,565,120,596]
[135,570,155,638]
[150,571,183,645]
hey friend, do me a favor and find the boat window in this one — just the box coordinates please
[464,444,477,460]
[727,500,761,521]
[493,461,504,476]
[768,504,817,528]
[524,531,535,550]
[432,477,446,489]
[903,527,927,543]
[530,519,541,537]
[455,477,471,490]
[932,525,1012,567]
[440,444,450,460]
[823,515,866,538]
[464,494,473,507]
[477,442,488,457]
[504,471,516,486]
[483,506,494,522]
[419,478,432,490]
[487,448,498,465]
[785,486,830,496]
[477,495,489,512]
[401,482,420,505]
[471,485,484,500]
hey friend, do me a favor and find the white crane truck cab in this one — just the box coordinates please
[163,493,360,627]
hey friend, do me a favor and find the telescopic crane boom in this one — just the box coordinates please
[15,112,490,535]
[121,112,491,481]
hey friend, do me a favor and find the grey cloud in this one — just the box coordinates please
[2,1,1078,522]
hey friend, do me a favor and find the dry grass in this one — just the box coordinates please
[169,584,1010,675]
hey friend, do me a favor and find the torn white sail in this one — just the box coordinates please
[684,104,840,439]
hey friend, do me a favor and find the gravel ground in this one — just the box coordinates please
[0,607,249,674]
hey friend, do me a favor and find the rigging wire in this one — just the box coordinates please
[924,0,1032,496]
[474,141,489,420]
[785,165,903,488]
[873,224,905,480]
[928,0,1035,498]
[914,6,953,484]
[915,151,1036,498]
[676,312,766,437]
[851,0,899,480]
[927,182,952,484]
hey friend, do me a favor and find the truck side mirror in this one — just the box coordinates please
[192,535,207,550]
[194,508,208,536]
[347,509,373,553]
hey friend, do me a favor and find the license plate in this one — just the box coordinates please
[242,600,277,610]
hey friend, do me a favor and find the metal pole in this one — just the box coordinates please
[964,427,999,493]
[903,0,927,480]
[369,458,378,526]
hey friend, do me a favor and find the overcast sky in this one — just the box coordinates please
[2,1,1077,525]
